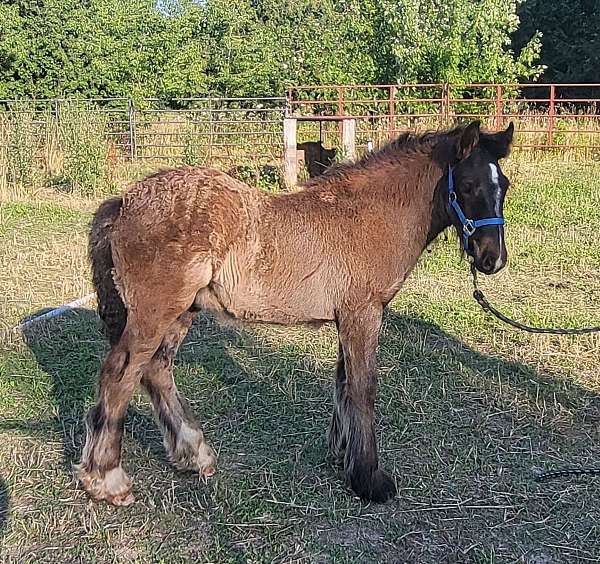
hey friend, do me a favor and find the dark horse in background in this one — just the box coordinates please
[77,120,514,506]
[297,141,337,178]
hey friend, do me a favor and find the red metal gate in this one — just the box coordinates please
[287,84,600,152]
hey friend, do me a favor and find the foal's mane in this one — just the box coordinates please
[302,124,467,188]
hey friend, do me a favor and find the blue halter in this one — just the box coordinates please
[447,166,505,254]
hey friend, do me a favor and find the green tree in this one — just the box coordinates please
[201,0,376,96]
[371,0,542,84]
[0,0,544,100]
[514,0,600,84]
[0,0,209,99]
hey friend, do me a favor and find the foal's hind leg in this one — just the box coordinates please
[77,313,176,505]
[141,311,217,478]
[331,303,397,503]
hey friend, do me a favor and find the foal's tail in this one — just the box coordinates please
[89,197,127,345]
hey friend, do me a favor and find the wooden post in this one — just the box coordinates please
[342,118,356,161]
[283,117,298,188]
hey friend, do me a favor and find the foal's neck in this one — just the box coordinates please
[425,171,452,246]
[369,151,451,248]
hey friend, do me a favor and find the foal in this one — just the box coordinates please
[77,120,514,505]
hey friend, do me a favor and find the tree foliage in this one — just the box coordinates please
[374,0,543,84]
[0,0,547,100]
[514,0,600,85]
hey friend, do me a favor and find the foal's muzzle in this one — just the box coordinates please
[471,228,507,275]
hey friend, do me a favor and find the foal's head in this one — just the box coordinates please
[445,121,514,275]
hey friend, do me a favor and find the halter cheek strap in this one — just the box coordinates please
[447,166,505,254]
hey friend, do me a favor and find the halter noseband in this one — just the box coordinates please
[447,166,505,254]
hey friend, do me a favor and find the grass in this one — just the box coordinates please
[0,158,600,562]
[0,102,285,201]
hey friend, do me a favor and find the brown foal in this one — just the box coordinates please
[77,121,514,505]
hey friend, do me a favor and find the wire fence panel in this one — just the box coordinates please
[0,97,287,168]
[133,98,285,164]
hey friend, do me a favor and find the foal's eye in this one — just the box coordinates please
[462,181,474,193]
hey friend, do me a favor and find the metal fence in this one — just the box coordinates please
[1,86,599,180]
[288,84,600,152]
[0,97,287,166]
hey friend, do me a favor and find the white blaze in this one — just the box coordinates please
[489,163,501,215]
[488,163,504,271]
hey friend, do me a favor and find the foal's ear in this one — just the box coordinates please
[457,120,481,160]
[505,121,515,143]
[500,121,515,157]
[483,121,515,159]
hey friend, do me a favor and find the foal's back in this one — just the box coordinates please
[111,164,429,325]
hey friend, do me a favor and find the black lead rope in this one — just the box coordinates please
[533,468,600,482]
[469,263,600,482]
[470,264,600,335]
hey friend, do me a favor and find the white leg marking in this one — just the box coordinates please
[103,466,132,496]
[171,422,217,476]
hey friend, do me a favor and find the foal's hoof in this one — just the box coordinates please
[197,442,217,478]
[350,469,397,504]
[76,464,135,506]
[107,490,136,507]
[172,439,217,479]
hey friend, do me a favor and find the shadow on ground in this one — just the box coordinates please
[16,305,600,491]
[7,305,600,561]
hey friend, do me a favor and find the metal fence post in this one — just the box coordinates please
[128,99,137,160]
[548,84,556,146]
[440,83,450,127]
[208,97,214,162]
[495,84,503,129]
[389,85,396,138]
[337,86,344,146]
[285,86,293,118]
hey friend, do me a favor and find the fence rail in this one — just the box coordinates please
[287,84,600,151]
[1,86,599,192]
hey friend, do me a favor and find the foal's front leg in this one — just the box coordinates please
[331,304,397,503]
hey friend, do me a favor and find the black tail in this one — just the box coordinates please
[89,197,127,345]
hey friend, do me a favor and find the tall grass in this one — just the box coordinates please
[0,107,42,198]
[0,104,118,200]
[1,100,599,201]
[55,104,116,196]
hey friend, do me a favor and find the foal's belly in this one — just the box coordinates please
[212,280,335,325]
[199,264,336,325]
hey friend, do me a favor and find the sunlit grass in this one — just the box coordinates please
[0,155,599,562]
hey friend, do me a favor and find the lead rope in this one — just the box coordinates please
[470,263,600,482]
[470,263,600,335]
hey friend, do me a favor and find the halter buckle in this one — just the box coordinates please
[463,220,476,236]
